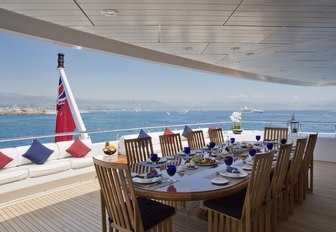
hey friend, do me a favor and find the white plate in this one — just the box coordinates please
[146,157,167,163]
[196,161,218,166]
[132,177,162,184]
[246,160,254,165]
[166,156,175,160]
[211,177,230,185]
[243,165,252,171]
[184,165,198,170]
[220,170,248,178]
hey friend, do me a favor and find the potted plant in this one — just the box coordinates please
[230,112,243,134]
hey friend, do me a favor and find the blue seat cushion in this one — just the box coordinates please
[138,197,175,230]
[182,125,193,137]
[203,189,247,220]
[138,129,151,138]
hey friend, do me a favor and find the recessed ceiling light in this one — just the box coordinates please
[101,9,119,17]
[246,52,255,56]
[184,47,193,51]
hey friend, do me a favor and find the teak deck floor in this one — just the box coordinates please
[1,160,335,232]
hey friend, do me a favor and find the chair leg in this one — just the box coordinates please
[101,191,107,232]
[308,164,313,192]
[282,190,289,219]
[289,185,294,215]
[298,172,304,204]
[303,172,308,200]
[271,199,277,231]
[208,209,213,232]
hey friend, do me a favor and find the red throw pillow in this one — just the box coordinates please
[66,138,91,158]
[0,151,14,169]
[163,127,174,135]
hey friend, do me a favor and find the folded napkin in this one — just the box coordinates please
[133,173,162,179]
[226,166,240,174]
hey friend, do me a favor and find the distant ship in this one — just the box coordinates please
[240,106,263,113]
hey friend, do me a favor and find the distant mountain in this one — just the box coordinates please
[0,92,334,111]
[0,92,53,106]
[0,92,176,111]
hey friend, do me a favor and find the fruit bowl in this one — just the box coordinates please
[103,149,116,155]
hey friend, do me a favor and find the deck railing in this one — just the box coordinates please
[0,120,335,149]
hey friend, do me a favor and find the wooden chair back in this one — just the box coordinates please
[244,151,274,216]
[124,137,154,165]
[208,128,224,145]
[288,137,307,184]
[302,133,318,193]
[302,133,318,175]
[264,127,288,142]
[159,133,183,156]
[186,130,205,150]
[93,158,143,232]
[271,143,292,197]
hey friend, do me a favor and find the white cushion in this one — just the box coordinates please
[28,161,71,178]
[0,148,19,168]
[16,143,59,166]
[71,157,93,169]
[0,168,29,185]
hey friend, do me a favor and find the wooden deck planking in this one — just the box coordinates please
[0,160,335,232]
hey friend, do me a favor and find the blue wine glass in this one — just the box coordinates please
[183,146,191,155]
[256,135,261,141]
[230,137,235,144]
[209,142,216,149]
[280,138,287,144]
[267,143,273,150]
[224,156,234,167]
[166,165,176,182]
[249,149,256,157]
[150,153,158,164]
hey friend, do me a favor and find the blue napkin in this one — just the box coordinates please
[226,166,240,174]
[134,173,162,179]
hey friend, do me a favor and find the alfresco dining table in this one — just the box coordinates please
[132,150,252,202]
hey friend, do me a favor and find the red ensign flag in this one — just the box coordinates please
[55,77,76,142]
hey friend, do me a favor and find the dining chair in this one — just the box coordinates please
[93,158,175,232]
[269,143,292,230]
[159,133,183,156]
[263,127,288,142]
[187,130,206,150]
[283,137,307,216]
[208,128,224,145]
[204,151,274,232]
[299,133,318,202]
[124,137,154,166]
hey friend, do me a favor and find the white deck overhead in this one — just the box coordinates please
[1,0,336,86]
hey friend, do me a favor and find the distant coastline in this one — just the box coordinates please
[0,108,56,116]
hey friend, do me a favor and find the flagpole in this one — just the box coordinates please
[57,53,89,140]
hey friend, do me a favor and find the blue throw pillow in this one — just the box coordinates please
[22,139,54,165]
[138,129,150,138]
[182,125,193,138]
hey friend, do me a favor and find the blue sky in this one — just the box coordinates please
[1,31,335,108]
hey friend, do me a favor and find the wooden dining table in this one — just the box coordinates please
[132,154,250,202]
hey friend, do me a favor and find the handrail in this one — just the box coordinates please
[0,120,335,145]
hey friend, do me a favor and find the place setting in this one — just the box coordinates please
[132,169,163,185]
[143,153,168,167]
[132,163,178,189]
[243,149,256,171]
[218,156,248,179]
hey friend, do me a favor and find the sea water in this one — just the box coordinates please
[0,110,335,148]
